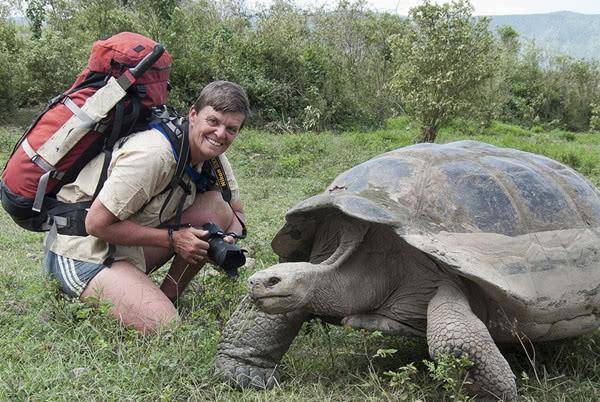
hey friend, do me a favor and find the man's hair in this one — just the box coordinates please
[192,81,251,122]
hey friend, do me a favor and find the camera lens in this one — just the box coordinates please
[207,237,246,277]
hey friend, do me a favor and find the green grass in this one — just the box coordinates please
[1,118,599,400]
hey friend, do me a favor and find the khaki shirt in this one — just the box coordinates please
[46,128,240,271]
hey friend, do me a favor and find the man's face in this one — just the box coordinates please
[188,105,245,163]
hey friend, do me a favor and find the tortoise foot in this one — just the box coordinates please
[215,353,280,389]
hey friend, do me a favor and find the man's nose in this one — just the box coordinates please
[214,124,227,138]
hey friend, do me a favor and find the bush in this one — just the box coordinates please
[485,121,532,137]
[0,50,17,121]
[20,29,89,105]
[496,41,600,132]
[0,18,25,120]
[590,103,600,132]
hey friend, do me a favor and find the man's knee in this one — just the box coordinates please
[114,294,180,334]
[136,303,180,335]
[81,261,180,334]
[184,190,232,229]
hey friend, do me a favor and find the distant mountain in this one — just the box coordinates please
[489,11,600,60]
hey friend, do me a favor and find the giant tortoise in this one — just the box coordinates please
[216,140,600,401]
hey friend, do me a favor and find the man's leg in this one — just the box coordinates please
[144,190,234,301]
[81,260,179,334]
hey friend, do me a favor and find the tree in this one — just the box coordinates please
[542,56,600,131]
[493,25,545,127]
[0,12,25,119]
[25,0,46,39]
[390,0,496,142]
[497,25,519,55]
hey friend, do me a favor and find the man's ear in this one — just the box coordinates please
[188,106,199,131]
[189,106,198,120]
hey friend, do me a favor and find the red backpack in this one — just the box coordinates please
[1,32,172,233]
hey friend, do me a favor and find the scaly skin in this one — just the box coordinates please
[215,296,310,388]
[427,285,517,402]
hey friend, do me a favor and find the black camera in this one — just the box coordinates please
[201,223,246,277]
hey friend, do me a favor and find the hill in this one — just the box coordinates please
[489,11,600,60]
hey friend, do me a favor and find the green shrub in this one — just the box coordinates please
[0,50,17,121]
[590,103,600,132]
[13,0,406,131]
[556,150,582,169]
[485,121,532,137]
[424,353,474,401]
[497,43,600,133]
[20,29,89,105]
[0,18,26,119]
[531,125,544,133]
[557,131,576,142]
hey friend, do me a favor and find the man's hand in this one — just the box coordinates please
[171,227,210,266]
[223,235,236,244]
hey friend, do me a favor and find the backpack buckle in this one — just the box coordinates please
[48,93,66,107]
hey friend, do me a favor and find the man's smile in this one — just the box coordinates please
[205,136,224,147]
[187,105,246,163]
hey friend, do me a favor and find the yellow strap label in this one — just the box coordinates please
[210,158,227,189]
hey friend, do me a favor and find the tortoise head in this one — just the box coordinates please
[248,261,320,314]
[248,217,372,315]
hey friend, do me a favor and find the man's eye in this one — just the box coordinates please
[207,117,218,125]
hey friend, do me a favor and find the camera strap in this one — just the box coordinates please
[206,156,247,239]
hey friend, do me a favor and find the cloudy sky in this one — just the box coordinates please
[249,0,600,15]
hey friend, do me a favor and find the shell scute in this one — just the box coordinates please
[441,159,519,235]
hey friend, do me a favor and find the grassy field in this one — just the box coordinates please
[0,117,599,401]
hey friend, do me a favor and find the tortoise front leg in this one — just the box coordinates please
[215,295,310,388]
[427,285,517,401]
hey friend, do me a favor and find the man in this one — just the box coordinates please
[44,81,250,333]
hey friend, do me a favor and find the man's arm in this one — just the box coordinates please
[85,199,209,265]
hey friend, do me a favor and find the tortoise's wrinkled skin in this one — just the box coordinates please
[216,141,600,401]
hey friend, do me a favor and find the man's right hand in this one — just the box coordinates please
[171,227,210,266]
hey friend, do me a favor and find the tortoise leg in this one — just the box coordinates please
[427,285,517,401]
[215,295,310,389]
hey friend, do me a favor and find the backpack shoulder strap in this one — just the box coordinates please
[149,108,192,227]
